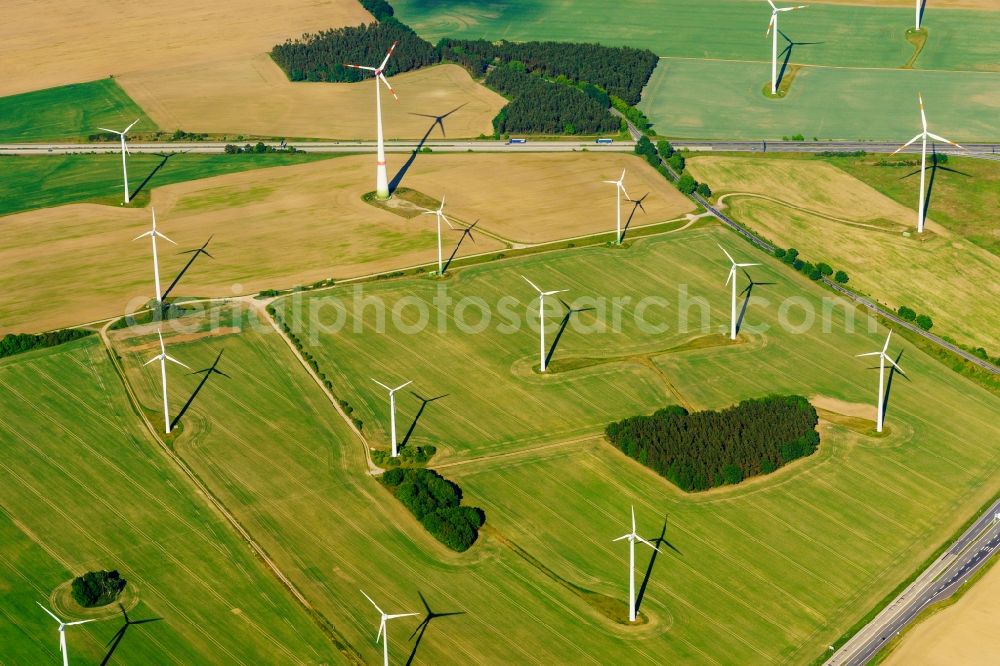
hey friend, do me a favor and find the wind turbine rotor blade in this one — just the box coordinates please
[521,275,543,294]
[393,380,413,392]
[65,619,97,626]
[360,589,385,616]
[631,505,636,533]
[155,231,178,245]
[736,262,761,268]
[143,354,163,367]
[891,134,924,155]
[386,612,419,620]
[124,118,140,134]
[133,230,153,241]
[379,40,399,71]
[613,534,632,542]
[378,74,398,101]
[725,267,735,286]
[97,127,118,135]
[766,0,777,9]
[543,289,568,296]
[372,379,392,392]
[926,132,964,149]
[883,330,893,353]
[766,14,776,36]
[856,351,881,358]
[884,355,905,374]
[165,355,190,369]
[37,602,62,623]
[635,535,661,551]
[441,213,456,230]
[918,93,928,131]
[376,618,385,643]
[345,64,377,71]
[717,244,736,265]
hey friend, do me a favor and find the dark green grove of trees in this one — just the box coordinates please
[381,468,485,551]
[71,570,127,608]
[437,39,658,105]
[606,395,820,492]
[0,329,93,359]
[271,19,440,82]
[359,0,394,21]
[487,64,619,135]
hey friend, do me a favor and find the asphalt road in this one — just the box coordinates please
[829,501,1000,666]
[3,139,1000,159]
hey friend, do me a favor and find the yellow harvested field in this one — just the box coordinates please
[686,156,1000,350]
[120,61,506,139]
[0,152,691,333]
[1,0,372,97]
[886,563,1000,666]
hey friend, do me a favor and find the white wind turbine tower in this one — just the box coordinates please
[133,208,176,308]
[372,378,412,456]
[346,41,399,200]
[914,0,923,30]
[421,196,454,274]
[37,602,95,666]
[144,329,189,434]
[892,93,965,234]
[522,276,567,373]
[97,118,140,204]
[614,506,659,622]
[856,330,904,433]
[719,245,760,340]
[765,0,806,96]
[602,168,630,244]
[361,590,417,666]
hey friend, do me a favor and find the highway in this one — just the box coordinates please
[828,501,1000,666]
[3,139,1000,159]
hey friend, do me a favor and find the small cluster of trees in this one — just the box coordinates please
[359,0,394,21]
[271,19,439,82]
[897,305,934,331]
[381,468,485,551]
[436,39,657,105]
[71,570,127,608]
[1,329,93,359]
[488,63,619,135]
[224,142,296,154]
[773,247,848,284]
[372,445,437,468]
[606,395,820,492]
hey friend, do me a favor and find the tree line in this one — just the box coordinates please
[381,467,485,551]
[487,63,619,136]
[271,19,439,83]
[437,38,657,105]
[606,395,820,492]
[1,329,94,359]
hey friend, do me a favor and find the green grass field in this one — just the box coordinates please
[639,59,1000,141]
[0,79,157,143]
[395,0,1000,71]
[0,152,338,217]
[0,337,337,664]
[261,224,1000,663]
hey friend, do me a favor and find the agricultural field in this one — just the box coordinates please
[281,225,1000,662]
[885,560,1000,665]
[639,59,1000,141]
[0,152,690,335]
[0,79,156,142]
[119,61,506,140]
[685,155,1000,352]
[0,337,337,664]
[1,0,372,97]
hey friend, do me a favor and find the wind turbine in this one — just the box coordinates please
[133,209,176,308]
[719,245,760,340]
[421,197,455,275]
[914,0,923,30]
[37,602,95,666]
[97,119,140,204]
[892,94,965,233]
[602,169,630,244]
[856,330,904,433]
[144,329,189,434]
[765,1,806,95]
[360,590,417,666]
[372,378,412,456]
[613,507,659,622]
[346,42,399,200]
[522,276,567,373]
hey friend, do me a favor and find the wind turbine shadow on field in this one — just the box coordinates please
[880,349,909,425]
[735,269,775,336]
[161,235,214,302]
[400,391,447,448]
[130,151,187,201]
[100,603,162,666]
[635,515,681,615]
[901,146,971,230]
[544,299,596,369]
[620,193,649,243]
[405,591,464,666]
[388,103,467,194]
[441,220,479,274]
[170,349,229,431]
[776,30,824,90]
